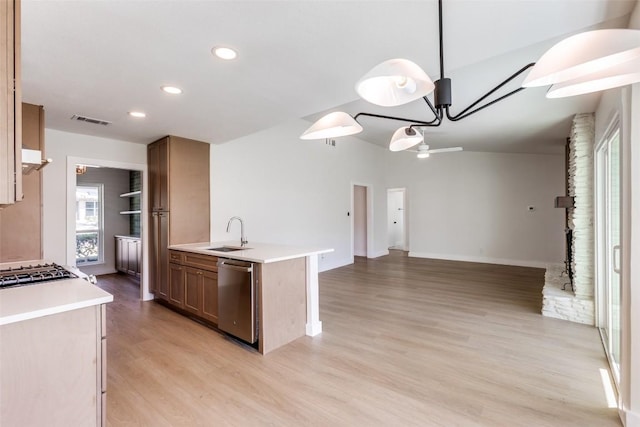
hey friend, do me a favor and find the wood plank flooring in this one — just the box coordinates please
[98,251,620,426]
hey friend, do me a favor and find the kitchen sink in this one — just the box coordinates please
[206,246,248,252]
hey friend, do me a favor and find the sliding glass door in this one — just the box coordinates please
[596,124,621,384]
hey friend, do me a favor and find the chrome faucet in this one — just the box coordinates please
[226,216,248,246]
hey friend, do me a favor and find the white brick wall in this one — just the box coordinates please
[542,113,595,325]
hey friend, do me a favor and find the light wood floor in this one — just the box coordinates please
[98,251,620,427]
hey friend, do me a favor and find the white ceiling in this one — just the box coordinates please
[21,0,637,154]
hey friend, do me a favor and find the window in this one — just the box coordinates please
[76,185,104,265]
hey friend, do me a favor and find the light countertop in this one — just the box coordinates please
[0,278,113,326]
[169,241,333,264]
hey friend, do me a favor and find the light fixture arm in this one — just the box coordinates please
[444,62,536,121]
[354,96,443,127]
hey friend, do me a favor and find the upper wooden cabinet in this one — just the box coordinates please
[147,135,210,244]
[0,0,22,205]
[148,138,168,211]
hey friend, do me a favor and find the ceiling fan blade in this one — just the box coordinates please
[426,147,463,154]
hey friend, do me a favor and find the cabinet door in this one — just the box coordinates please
[201,270,218,324]
[114,237,125,272]
[168,262,184,308]
[150,212,169,299]
[184,267,202,315]
[126,239,138,275]
[157,212,169,299]
[148,215,157,292]
[148,138,169,212]
[135,239,142,278]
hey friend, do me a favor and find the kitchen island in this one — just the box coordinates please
[0,273,113,426]
[168,241,332,354]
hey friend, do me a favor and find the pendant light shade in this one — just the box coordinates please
[522,29,640,88]
[389,126,424,152]
[546,57,640,98]
[355,59,435,107]
[300,111,363,140]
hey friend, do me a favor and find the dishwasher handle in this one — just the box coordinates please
[218,260,253,273]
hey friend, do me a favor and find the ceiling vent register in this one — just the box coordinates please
[70,114,112,126]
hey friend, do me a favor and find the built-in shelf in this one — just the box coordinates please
[119,210,142,215]
[119,191,141,198]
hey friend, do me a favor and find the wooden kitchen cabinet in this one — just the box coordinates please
[115,235,141,278]
[168,262,184,308]
[167,249,218,323]
[147,136,210,300]
[0,103,44,263]
[148,138,168,211]
[183,266,202,314]
[0,0,21,205]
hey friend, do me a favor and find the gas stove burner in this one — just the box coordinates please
[0,263,78,289]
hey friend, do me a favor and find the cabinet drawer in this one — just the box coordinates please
[169,250,184,264]
[183,252,218,272]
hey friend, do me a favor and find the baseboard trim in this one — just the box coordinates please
[369,249,389,259]
[624,408,640,427]
[408,252,551,269]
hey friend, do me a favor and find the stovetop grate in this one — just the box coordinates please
[0,263,78,289]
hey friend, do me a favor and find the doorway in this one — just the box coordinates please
[387,188,407,250]
[595,120,622,385]
[67,156,151,301]
[353,185,368,257]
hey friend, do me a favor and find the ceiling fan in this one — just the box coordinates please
[410,143,463,159]
[389,126,462,158]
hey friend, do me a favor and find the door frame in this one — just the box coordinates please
[350,182,374,262]
[387,187,408,251]
[66,156,151,301]
[594,114,622,386]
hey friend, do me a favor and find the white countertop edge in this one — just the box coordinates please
[0,294,113,326]
[169,241,333,264]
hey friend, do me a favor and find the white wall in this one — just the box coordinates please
[77,167,131,276]
[42,129,150,297]
[210,119,389,271]
[385,151,566,267]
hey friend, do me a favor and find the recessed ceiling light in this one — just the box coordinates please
[212,46,237,60]
[128,111,146,118]
[161,85,182,95]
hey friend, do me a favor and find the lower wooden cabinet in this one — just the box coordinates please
[168,262,185,308]
[115,236,141,278]
[167,250,218,324]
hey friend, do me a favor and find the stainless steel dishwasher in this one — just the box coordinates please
[217,258,258,344]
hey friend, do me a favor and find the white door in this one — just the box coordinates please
[596,125,622,384]
[387,189,405,250]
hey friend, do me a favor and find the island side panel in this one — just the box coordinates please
[257,257,306,354]
[0,306,100,426]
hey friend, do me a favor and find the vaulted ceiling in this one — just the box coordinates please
[21,0,637,154]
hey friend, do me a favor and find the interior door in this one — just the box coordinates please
[387,189,405,249]
[596,125,621,384]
